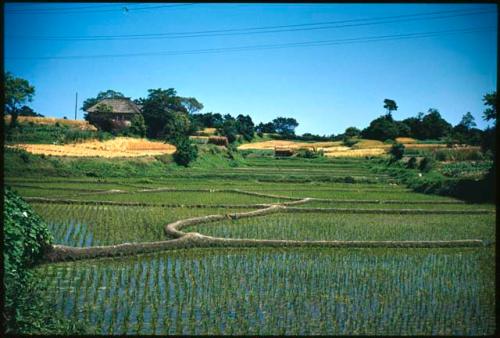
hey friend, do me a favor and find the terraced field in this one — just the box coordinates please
[7,156,496,335]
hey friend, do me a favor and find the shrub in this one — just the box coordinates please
[173,137,198,167]
[389,143,405,160]
[406,156,417,169]
[85,171,99,178]
[296,148,324,158]
[419,156,434,172]
[4,188,90,334]
[20,151,31,163]
[344,176,356,183]
[342,137,358,147]
[128,114,147,137]
[434,150,448,161]
[4,188,52,331]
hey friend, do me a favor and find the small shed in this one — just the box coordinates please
[208,136,229,147]
[274,147,294,157]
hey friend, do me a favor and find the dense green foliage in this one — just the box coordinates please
[235,114,255,141]
[136,88,190,139]
[254,117,299,136]
[127,113,147,137]
[172,136,198,166]
[361,114,402,141]
[163,112,191,143]
[361,101,480,143]
[220,114,238,143]
[190,112,224,129]
[271,117,299,136]
[4,121,111,144]
[372,157,494,203]
[482,91,497,122]
[4,72,35,128]
[389,143,405,160]
[3,188,88,334]
[16,105,44,117]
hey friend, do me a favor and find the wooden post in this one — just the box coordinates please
[74,92,78,120]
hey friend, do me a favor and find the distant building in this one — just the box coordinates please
[86,98,141,126]
[274,147,294,157]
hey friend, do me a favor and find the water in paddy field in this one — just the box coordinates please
[36,248,495,335]
[48,220,96,247]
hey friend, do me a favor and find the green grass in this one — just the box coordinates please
[34,247,495,335]
[265,189,462,201]
[187,212,495,241]
[5,176,409,191]
[297,200,494,211]
[33,203,252,246]
[4,122,109,144]
[50,190,286,205]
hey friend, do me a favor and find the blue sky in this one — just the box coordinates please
[4,2,497,135]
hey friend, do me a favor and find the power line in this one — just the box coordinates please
[6,26,495,61]
[6,7,495,41]
[5,3,197,14]
[5,3,130,11]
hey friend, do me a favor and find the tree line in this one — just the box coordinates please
[4,71,496,165]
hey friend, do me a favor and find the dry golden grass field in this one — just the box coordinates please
[194,127,217,136]
[10,137,176,158]
[395,137,418,144]
[238,138,464,157]
[238,140,342,151]
[4,116,97,131]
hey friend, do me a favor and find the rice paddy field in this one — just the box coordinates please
[6,156,496,335]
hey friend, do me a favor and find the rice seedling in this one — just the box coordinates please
[56,190,286,205]
[12,155,496,336]
[33,247,494,335]
[31,204,253,246]
[187,212,495,241]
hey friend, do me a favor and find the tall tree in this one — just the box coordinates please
[236,114,255,141]
[402,113,426,139]
[272,117,299,136]
[344,126,361,138]
[220,114,238,143]
[482,91,497,123]
[17,105,44,117]
[481,91,497,155]
[5,72,35,127]
[163,111,191,143]
[420,108,452,140]
[139,88,188,139]
[361,114,400,141]
[383,99,398,116]
[255,122,276,134]
[181,97,204,114]
[458,112,477,130]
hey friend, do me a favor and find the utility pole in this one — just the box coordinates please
[74,92,78,120]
